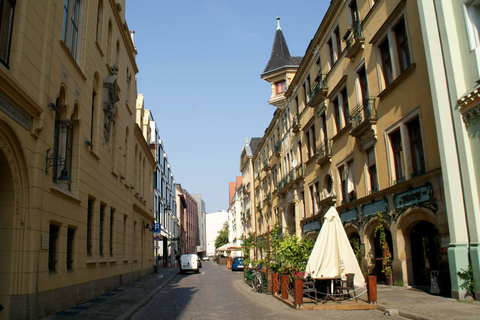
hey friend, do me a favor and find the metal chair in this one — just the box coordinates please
[340,273,357,301]
[303,280,318,304]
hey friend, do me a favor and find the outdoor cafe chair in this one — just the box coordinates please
[340,273,357,302]
[303,279,317,304]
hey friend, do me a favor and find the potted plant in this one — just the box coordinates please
[375,211,393,285]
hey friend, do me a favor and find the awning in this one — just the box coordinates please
[215,243,243,251]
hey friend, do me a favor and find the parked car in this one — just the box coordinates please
[231,256,244,271]
[179,254,200,274]
[202,256,209,261]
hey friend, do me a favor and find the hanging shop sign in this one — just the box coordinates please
[393,182,438,219]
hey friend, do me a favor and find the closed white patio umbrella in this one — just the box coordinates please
[304,206,365,288]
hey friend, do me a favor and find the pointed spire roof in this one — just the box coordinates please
[262,17,302,76]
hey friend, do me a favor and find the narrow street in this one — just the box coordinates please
[132,262,398,320]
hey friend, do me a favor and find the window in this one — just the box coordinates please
[62,0,81,60]
[320,112,327,141]
[99,204,105,256]
[327,38,334,68]
[376,15,412,90]
[379,38,393,87]
[67,227,75,270]
[133,221,136,260]
[309,182,320,215]
[332,88,349,134]
[123,215,127,258]
[305,124,316,160]
[407,117,425,176]
[341,89,350,126]
[0,0,15,67]
[51,98,74,188]
[95,0,103,43]
[333,97,341,132]
[464,1,480,50]
[358,65,369,100]
[349,0,359,22]
[304,76,311,104]
[394,19,411,73]
[49,224,60,272]
[366,148,378,193]
[389,129,405,183]
[110,208,114,256]
[87,198,93,255]
[334,26,342,58]
[275,80,286,94]
[338,160,355,204]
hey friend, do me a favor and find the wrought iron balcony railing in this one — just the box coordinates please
[348,97,377,132]
[344,19,365,58]
[315,138,332,165]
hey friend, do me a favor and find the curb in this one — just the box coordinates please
[117,271,179,320]
[377,305,431,320]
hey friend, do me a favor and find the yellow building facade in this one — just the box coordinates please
[0,1,155,318]
[248,0,450,291]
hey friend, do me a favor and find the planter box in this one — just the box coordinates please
[281,274,290,299]
[293,278,303,308]
[272,273,279,295]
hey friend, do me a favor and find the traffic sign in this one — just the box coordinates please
[153,223,161,234]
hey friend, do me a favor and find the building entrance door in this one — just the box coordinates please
[374,227,393,283]
[410,221,440,285]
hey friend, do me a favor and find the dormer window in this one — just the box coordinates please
[275,80,286,94]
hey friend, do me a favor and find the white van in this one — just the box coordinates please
[179,254,200,274]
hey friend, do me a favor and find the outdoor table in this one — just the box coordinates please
[317,276,341,302]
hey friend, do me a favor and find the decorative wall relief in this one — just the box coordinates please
[103,65,120,145]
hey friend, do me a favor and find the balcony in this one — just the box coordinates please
[292,115,301,133]
[315,139,332,166]
[344,19,364,59]
[274,141,282,157]
[263,193,272,205]
[349,97,377,138]
[276,164,305,193]
[307,74,328,107]
[263,158,271,171]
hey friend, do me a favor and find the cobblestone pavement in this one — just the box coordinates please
[41,267,179,320]
[41,262,480,320]
[131,262,398,320]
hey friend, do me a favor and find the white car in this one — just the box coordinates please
[179,254,200,274]
[202,256,209,261]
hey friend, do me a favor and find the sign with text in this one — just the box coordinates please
[153,223,161,235]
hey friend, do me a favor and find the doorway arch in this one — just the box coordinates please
[410,221,440,285]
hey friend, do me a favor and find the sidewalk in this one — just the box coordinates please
[42,267,179,320]
[376,284,480,320]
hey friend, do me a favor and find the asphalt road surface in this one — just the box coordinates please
[132,261,400,320]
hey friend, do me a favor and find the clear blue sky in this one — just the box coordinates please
[126,1,329,212]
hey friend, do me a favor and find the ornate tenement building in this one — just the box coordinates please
[0,1,156,318]
[240,0,469,298]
